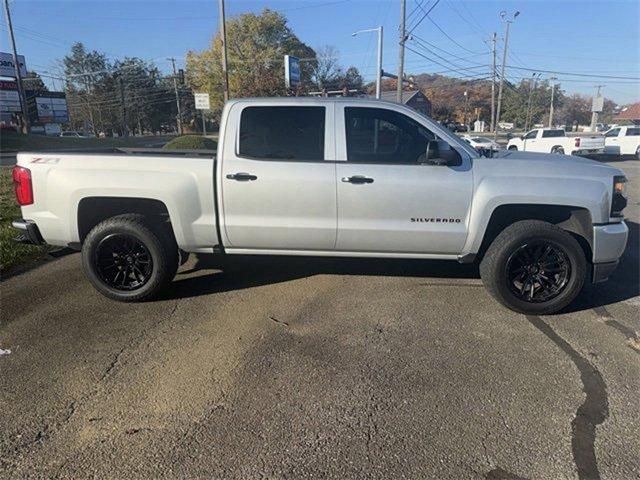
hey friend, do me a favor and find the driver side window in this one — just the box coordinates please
[345,107,437,164]
[523,130,538,140]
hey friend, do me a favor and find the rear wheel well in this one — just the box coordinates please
[478,204,593,261]
[78,197,174,244]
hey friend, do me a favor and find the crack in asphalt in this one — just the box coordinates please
[7,299,181,465]
[526,315,609,480]
[593,306,640,355]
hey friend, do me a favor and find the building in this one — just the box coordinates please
[613,102,640,124]
[375,90,432,116]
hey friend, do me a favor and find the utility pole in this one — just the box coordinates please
[2,0,29,133]
[118,76,128,137]
[352,26,383,99]
[490,32,496,133]
[548,75,557,127]
[168,57,183,134]
[524,72,539,132]
[590,85,604,132]
[494,10,519,140]
[218,0,230,102]
[396,0,406,103]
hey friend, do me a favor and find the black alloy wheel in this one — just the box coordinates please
[94,233,153,291]
[505,240,570,303]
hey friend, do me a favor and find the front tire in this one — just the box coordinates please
[480,220,586,315]
[636,145,640,160]
[82,214,178,301]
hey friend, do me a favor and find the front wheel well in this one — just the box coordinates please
[77,197,174,244]
[478,204,593,262]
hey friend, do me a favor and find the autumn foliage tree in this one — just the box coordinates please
[186,9,316,118]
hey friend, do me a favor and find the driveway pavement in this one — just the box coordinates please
[1,159,638,479]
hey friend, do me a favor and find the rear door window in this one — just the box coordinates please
[239,106,325,161]
[625,128,640,136]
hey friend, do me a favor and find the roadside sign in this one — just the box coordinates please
[284,55,300,89]
[0,52,27,78]
[194,93,210,110]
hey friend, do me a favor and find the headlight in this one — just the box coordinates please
[611,175,627,217]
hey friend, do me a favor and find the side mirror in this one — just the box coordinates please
[424,140,453,166]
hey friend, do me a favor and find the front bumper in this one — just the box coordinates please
[11,219,45,245]
[591,221,628,283]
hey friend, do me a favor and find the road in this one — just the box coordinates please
[1,159,638,479]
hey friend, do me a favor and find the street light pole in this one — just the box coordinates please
[490,32,496,133]
[2,0,29,133]
[548,75,557,127]
[494,10,519,140]
[352,27,383,99]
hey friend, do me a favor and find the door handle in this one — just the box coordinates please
[226,172,257,181]
[342,175,374,184]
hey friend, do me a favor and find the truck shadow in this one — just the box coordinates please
[164,220,639,313]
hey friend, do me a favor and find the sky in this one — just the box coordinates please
[1,0,639,104]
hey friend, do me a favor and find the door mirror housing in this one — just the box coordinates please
[423,140,458,166]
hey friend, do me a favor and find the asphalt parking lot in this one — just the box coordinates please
[1,158,639,479]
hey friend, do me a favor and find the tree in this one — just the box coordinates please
[186,9,316,117]
[63,42,112,134]
[501,79,564,128]
[23,71,48,92]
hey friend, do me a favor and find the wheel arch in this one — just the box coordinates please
[474,204,593,262]
[77,197,177,246]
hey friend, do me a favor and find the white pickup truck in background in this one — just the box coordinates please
[603,125,640,159]
[12,98,629,315]
[507,128,605,155]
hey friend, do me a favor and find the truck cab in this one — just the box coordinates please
[603,125,640,158]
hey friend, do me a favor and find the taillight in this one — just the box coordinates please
[574,137,581,147]
[12,166,33,206]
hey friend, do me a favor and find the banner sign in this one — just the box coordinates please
[0,52,27,78]
[284,55,300,89]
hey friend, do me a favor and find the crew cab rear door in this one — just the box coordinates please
[220,102,337,250]
[334,104,473,254]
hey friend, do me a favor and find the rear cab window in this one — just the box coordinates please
[541,129,565,138]
[238,106,325,160]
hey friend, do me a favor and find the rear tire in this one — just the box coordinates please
[636,145,640,160]
[480,220,586,315]
[508,146,518,151]
[551,146,565,154]
[82,214,178,302]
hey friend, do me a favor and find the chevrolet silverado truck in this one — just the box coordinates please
[12,98,629,314]
[603,125,640,159]
[507,128,605,155]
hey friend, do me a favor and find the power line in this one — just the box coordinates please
[407,0,441,35]
[426,16,484,54]
[504,65,640,80]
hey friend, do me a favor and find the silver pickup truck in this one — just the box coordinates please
[12,97,629,314]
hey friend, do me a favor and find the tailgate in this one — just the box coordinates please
[577,136,605,149]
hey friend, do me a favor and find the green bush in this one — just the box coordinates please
[162,135,217,151]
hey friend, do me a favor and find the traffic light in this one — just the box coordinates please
[178,69,185,85]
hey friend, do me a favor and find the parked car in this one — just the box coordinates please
[12,97,628,314]
[461,135,501,155]
[60,131,87,138]
[507,128,605,155]
[603,125,640,159]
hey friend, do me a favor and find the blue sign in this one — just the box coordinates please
[284,55,300,89]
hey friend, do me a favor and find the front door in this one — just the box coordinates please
[335,105,473,254]
[221,103,337,250]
